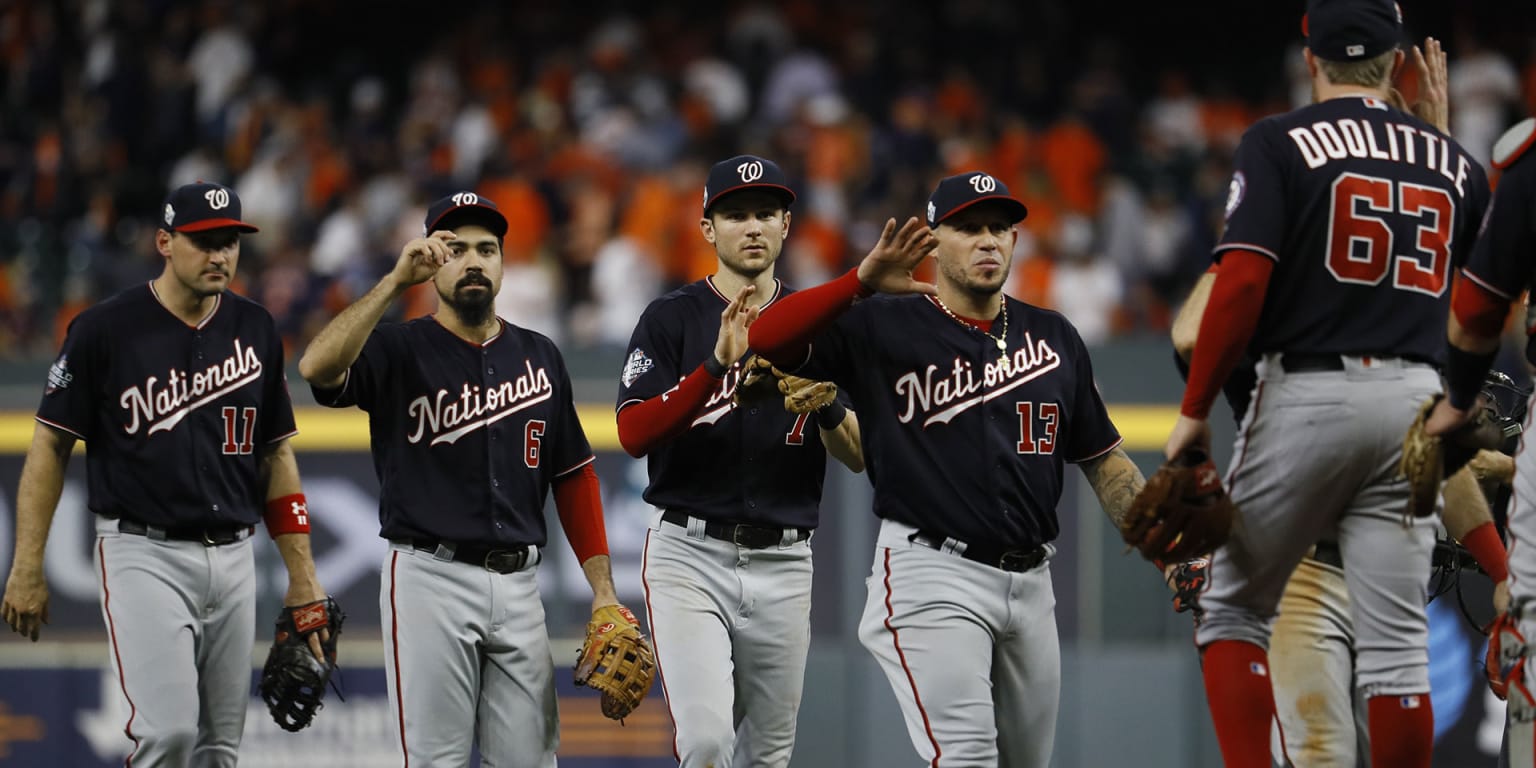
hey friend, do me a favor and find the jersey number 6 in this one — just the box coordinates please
[1326,172,1455,296]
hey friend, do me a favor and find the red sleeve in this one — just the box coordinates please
[1180,249,1274,419]
[748,268,871,367]
[615,362,723,458]
[554,463,608,563]
[1450,271,1513,339]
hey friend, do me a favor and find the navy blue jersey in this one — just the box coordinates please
[36,284,298,527]
[617,278,832,529]
[312,317,592,546]
[1217,96,1491,364]
[1462,150,1536,307]
[794,294,1121,550]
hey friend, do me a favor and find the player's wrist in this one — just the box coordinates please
[815,399,847,428]
[704,354,729,378]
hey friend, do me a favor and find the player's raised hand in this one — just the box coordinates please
[1410,37,1448,133]
[856,217,938,296]
[1163,414,1211,462]
[713,284,758,370]
[2,566,50,641]
[391,231,456,287]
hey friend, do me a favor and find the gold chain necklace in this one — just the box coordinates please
[934,297,1009,365]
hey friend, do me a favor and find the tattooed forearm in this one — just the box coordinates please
[1080,446,1145,530]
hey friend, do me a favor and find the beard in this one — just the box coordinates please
[442,274,496,326]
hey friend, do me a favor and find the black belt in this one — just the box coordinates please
[1310,540,1343,568]
[660,510,810,549]
[118,519,253,547]
[400,539,537,574]
[1280,353,1434,373]
[908,530,1049,573]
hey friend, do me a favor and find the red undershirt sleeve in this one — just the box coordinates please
[554,463,608,563]
[748,268,871,367]
[1180,249,1274,420]
[615,362,725,458]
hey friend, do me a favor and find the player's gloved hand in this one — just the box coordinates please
[574,604,657,721]
[1122,447,1235,563]
[732,354,781,406]
[1401,394,1507,518]
[1485,611,1526,701]
[1164,557,1209,620]
[259,596,345,732]
[777,373,838,414]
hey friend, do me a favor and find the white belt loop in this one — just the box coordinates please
[431,542,456,561]
[686,515,708,541]
[941,537,968,556]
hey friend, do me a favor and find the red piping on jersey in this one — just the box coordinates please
[748,267,868,368]
[148,282,221,329]
[1223,381,1265,495]
[428,316,505,348]
[555,463,608,562]
[98,539,142,766]
[1459,267,1518,302]
[389,552,408,766]
[705,274,784,308]
[640,530,683,763]
[1071,436,1124,464]
[882,548,942,767]
[1450,272,1513,338]
[616,362,728,458]
[34,416,86,441]
[1181,251,1273,420]
[554,454,596,478]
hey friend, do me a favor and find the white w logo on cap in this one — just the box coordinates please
[452,192,480,206]
[204,188,231,210]
[969,174,997,193]
[737,160,764,182]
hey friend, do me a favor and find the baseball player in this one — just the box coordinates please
[1420,113,1536,766]
[1162,1,1492,765]
[0,182,331,766]
[1172,266,1513,767]
[615,154,862,768]
[749,172,1147,767]
[297,192,636,766]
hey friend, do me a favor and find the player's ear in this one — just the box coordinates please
[700,217,716,244]
[781,209,790,238]
[155,229,174,258]
[1303,48,1319,81]
[1389,48,1406,83]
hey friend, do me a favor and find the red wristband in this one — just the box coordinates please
[263,493,311,538]
[1462,521,1508,583]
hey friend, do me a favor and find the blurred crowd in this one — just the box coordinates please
[1,0,1534,361]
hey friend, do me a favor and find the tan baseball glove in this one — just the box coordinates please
[1121,448,1236,563]
[778,373,838,414]
[573,604,656,721]
[732,354,781,406]
[1400,394,1507,518]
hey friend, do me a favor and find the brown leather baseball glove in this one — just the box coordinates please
[573,604,656,721]
[1121,448,1236,563]
[778,374,838,414]
[1400,394,1507,518]
[732,354,781,406]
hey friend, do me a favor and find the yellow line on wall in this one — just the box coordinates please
[0,404,1179,454]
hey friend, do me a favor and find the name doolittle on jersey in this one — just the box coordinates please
[120,339,262,435]
[896,334,1061,427]
[1287,116,1474,196]
[408,359,553,446]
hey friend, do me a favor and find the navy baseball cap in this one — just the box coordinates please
[424,192,510,237]
[160,182,258,233]
[926,172,1028,228]
[702,155,795,214]
[1303,0,1403,62]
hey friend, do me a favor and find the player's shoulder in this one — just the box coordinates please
[497,318,563,355]
[1006,297,1093,349]
[68,283,155,332]
[638,279,712,317]
[219,289,279,322]
[1494,117,1536,173]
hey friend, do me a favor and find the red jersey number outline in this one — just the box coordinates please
[1015,401,1059,455]
[1325,172,1455,296]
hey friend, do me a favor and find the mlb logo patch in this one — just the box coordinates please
[1249,662,1267,677]
[1400,695,1421,709]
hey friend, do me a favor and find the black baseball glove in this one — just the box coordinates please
[259,596,344,732]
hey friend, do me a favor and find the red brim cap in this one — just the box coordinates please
[174,218,260,233]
